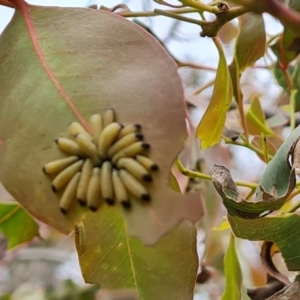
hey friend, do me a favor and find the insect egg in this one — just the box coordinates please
[43,108,159,214]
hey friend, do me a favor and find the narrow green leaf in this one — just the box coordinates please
[169,172,181,192]
[0,203,39,249]
[221,234,242,300]
[291,59,300,111]
[77,207,198,300]
[229,59,241,104]
[229,13,265,104]
[228,213,300,271]
[234,13,266,72]
[245,96,273,136]
[196,38,232,149]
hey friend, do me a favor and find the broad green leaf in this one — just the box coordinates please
[211,125,300,218]
[221,234,242,300]
[228,213,300,271]
[77,207,198,300]
[0,203,39,249]
[0,5,203,242]
[245,96,273,136]
[196,38,232,148]
[234,13,266,72]
[254,124,300,201]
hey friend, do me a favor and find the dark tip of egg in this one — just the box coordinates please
[135,133,144,140]
[60,207,67,214]
[78,199,87,206]
[105,198,115,206]
[141,194,151,202]
[142,174,152,182]
[142,142,150,149]
[51,185,58,192]
[151,164,159,171]
[121,200,131,209]
[89,206,98,212]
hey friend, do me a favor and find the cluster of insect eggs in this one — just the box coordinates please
[43,108,159,214]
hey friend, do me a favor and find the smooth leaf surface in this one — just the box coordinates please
[254,125,300,201]
[228,213,300,271]
[0,5,203,242]
[234,13,266,72]
[77,206,198,300]
[221,234,242,300]
[0,203,39,249]
[245,96,273,136]
[196,38,232,148]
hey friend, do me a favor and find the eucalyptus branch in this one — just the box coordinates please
[286,189,300,208]
[192,79,215,95]
[118,7,198,18]
[179,0,219,13]
[199,6,248,37]
[290,90,297,132]
[105,1,249,38]
[222,135,274,160]
[230,0,300,35]
[154,9,206,26]
[0,0,14,7]
[154,0,185,8]
[176,158,257,189]
[155,5,249,37]
[177,62,217,71]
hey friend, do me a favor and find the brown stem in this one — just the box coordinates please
[231,0,300,35]
[199,6,249,37]
[0,0,15,8]
[177,61,217,71]
[154,5,248,37]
